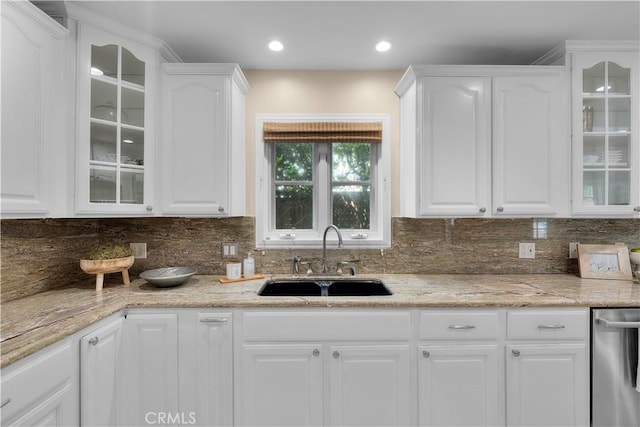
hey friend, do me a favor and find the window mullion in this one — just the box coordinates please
[316,143,330,232]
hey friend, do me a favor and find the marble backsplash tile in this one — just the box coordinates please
[1,217,638,302]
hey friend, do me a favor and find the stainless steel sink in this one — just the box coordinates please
[257,278,393,297]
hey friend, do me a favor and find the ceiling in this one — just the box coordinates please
[64,1,639,70]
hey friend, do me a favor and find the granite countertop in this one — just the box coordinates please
[2,273,639,368]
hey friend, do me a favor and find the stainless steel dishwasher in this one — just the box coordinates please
[592,308,640,427]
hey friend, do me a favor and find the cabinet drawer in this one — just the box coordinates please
[419,310,499,340]
[507,310,588,340]
[242,310,411,341]
[1,339,75,422]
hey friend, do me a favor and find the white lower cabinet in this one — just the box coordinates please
[506,309,589,427]
[240,344,324,426]
[417,310,501,427]
[236,310,412,427]
[80,315,124,426]
[119,311,179,426]
[0,338,78,427]
[328,344,411,427]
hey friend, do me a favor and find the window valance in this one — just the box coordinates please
[263,122,382,143]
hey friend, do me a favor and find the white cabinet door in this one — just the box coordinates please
[493,74,568,216]
[328,345,411,427]
[80,316,124,427]
[0,340,78,427]
[120,312,179,426]
[194,313,233,426]
[506,344,588,427]
[570,50,640,216]
[418,77,492,216]
[238,344,323,426]
[418,345,499,427]
[0,1,68,217]
[75,23,157,215]
[159,64,248,216]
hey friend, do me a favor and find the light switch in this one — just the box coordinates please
[519,242,535,259]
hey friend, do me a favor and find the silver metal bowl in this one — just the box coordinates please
[139,267,197,288]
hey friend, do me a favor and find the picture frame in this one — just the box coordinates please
[577,244,633,280]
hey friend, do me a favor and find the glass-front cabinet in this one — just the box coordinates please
[76,24,156,215]
[572,49,639,216]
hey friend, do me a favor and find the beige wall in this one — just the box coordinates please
[243,70,405,216]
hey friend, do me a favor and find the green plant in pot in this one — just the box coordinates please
[80,243,135,292]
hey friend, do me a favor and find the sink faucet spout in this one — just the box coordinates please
[322,225,344,273]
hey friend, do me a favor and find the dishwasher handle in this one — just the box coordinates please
[596,317,640,329]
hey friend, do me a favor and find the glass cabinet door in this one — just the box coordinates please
[580,61,632,208]
[89,44,145,205]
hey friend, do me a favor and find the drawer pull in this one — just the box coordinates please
[313,349,320,357]
[537,324,565,330]
[200,318,228,323]
[512,349,521,357]
[88,337,99,345]
[449,324,476,330]
[423,350,430,358]
[333,351,340,359]
[1,398,11,408]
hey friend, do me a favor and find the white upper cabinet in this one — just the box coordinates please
[1,1,70,218]
[159,64,249,216]
[569,44,639,217]
[396,66,570,217]
[73,17,162,216]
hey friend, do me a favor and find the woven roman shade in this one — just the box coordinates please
[263,122,382,143]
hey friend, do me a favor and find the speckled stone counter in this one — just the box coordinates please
[2,274,639,368]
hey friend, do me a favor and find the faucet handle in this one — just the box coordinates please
[300,261,313,275]
[292,256,302,276]
[336,261,350,275]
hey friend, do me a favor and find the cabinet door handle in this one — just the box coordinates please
[537,324,565,329]
[146,205,153,212]
[496,206,504,213]
[634,206,640,212]
[479,207,486,213]
[88,336,99,345]
[1,398,11,408]
[449,324,476,330]
[200,318,228,323]
[218,206,225,213]
[512,349,520,357]
[333,351,340,359]
[313,349,320,357]
[422,350,430,358]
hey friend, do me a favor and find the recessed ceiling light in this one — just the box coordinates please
[375,41,391,52]
[268,40,284,52]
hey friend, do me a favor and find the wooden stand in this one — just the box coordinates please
[80,256,135,291]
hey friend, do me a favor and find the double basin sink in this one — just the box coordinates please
[258,278,393,297]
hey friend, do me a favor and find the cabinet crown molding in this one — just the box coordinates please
[66,3,181,63]
[534,40,640,65]
[3,0,69,39]
[161,63,250,94]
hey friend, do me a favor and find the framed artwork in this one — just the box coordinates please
[577,244,633,280]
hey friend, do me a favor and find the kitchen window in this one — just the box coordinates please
[256,115,391,248]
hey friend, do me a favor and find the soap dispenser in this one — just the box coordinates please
[243,252,255,277]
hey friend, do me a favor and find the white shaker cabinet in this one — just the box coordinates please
[1,1,69,218]
[80,315,124,427]
[506,309,589,427]
[395,66,569,217]
[0,338,78,427]
[159,64,249,216]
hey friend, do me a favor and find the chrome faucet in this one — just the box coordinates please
[321,225,344,273]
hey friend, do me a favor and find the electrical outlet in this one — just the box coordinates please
[130,243,147,259]
[222,242,238,258]
[569,242,579,259]
[519,242,535,259]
